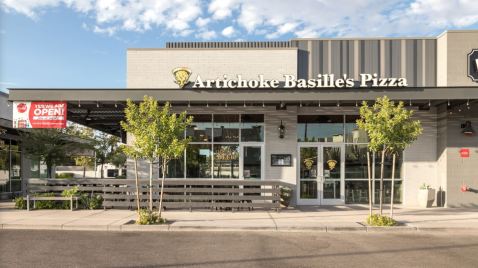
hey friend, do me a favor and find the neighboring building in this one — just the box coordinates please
[7,30,478,207]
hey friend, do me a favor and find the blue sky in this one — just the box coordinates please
[1,0,478,93]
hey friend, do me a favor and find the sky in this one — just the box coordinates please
[1,0,478,94]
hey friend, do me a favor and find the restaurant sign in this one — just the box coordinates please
[13,101,67,128]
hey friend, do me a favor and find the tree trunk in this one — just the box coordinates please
[149,161,153,215]
[83,166,86,177]
[158,157,167,219]
[101,164,104,178]
[367,151,372,216]
[134,157,140,213]
[379,145,386,216]
[390,153,396,219]
[47,162,52,178]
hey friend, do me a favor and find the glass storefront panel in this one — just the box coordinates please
[375,180,403,204]
[300,147,318,199]
[374,150,403,179]
[186,144,212,178]
[345,115,369,143]
[345,180,370,204]
[241,114,264,142]
[323,146,341,199]
[186,114,212,142]
[297,115,344,142]
[10,152,21,180]
[0,143,9,193]
[213,144,239,179]
[213,114,239,142]
[300,181,318,199]
[345,144,371,179]
[242,146,261,180]
[160,155,185,178]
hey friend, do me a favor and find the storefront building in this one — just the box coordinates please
[7,30,478,208]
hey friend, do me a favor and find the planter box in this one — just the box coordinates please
[418,189,435,208]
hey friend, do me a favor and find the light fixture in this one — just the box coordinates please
[319,100,321,107]
[356,100,358,107]
[169,102,172,108]
[188,101,190,108]
[410,99,412,107]
[263,101,265,108]
[97,101,99,108]
[225,101,227,108]
[279,120,285,139]
[467,99,469,106]
[462,121,475,136]
[207,101,209,107]
[428,99,430,107]
[280,101,283,108]
[300,101,302,107]
[459,107,462,112]
[448,99,450,106]
[78,100,81,108]
[244,101,246,107]
[7,101,10,107]
[337,101,340,107]
[468,106,471,109]
[115,101,117,108]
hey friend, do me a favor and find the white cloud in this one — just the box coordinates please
[0,82,18,85]
[2,0,478,40]
[81,22,88,30]
[93,25,116,36]
[195,30,217,40]
[221,26,235,38]
[196,17,211,27]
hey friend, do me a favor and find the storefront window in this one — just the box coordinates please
[0,139,10,194]
[10,152,21,180]
[345,115,369,143]
[213,144,239,179]
[186,144,212,178]
[323,146,341,199]
[345,180,370,204]
[375,180,403,204]
[374,150,403,179]
[345,144,370,179]
[186,114,212,142]
[160,155,184,178]
[300,147,318,199]
[297,115,344,142]
[213,114,239,142]
[241,114,264,142]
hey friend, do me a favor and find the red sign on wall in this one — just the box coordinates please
[461,149,469,158]
[13,101,67,128]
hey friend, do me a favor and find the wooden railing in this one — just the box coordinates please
[24,179,281,212]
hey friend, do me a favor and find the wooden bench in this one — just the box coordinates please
[26,195,79,211]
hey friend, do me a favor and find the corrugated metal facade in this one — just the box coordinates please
[166,38,437,87]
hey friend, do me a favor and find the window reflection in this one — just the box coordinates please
[375,149,403,179]
[297,115,344,142]
[345,180,370,204]
[345,144,370,179]
[213,144,239,179]
[375,180,403,204]
[186,144,212,178]
[213,114,239,142]
[160,155,184,178]
[241,114,264,142]
[186,114,212,142]
[345,115,369,143]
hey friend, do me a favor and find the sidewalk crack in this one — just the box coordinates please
[267,211,278,231]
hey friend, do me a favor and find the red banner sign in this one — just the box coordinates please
[460,149,469,158]
[13,101,67,128]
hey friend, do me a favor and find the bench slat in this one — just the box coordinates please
[102,194,279,201]
[103,201,279,208]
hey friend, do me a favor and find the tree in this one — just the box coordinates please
[357,96,422,218]
[95,132,119,178]
[21,127,89,178]
[0,128,7,171]
[69,125,96,177]
[110,151,127,174]
[121,96,192,221]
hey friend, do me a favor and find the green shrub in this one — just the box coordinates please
[115,175,126,178]
[80,193,103,209]
[366,213,398,226]
[136,209,167,225]
[61,186,86,209]
[33,192,60,209]
[13,197,30,209]
[56,172,74,179]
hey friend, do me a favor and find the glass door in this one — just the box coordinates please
[298,144,345,205]
[240,144,264,180]
[321,145,344,205]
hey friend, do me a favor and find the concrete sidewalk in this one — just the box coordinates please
[1,201,477,233]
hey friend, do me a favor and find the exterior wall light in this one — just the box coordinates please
[279,120,285,139]
[462,121,475,136]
